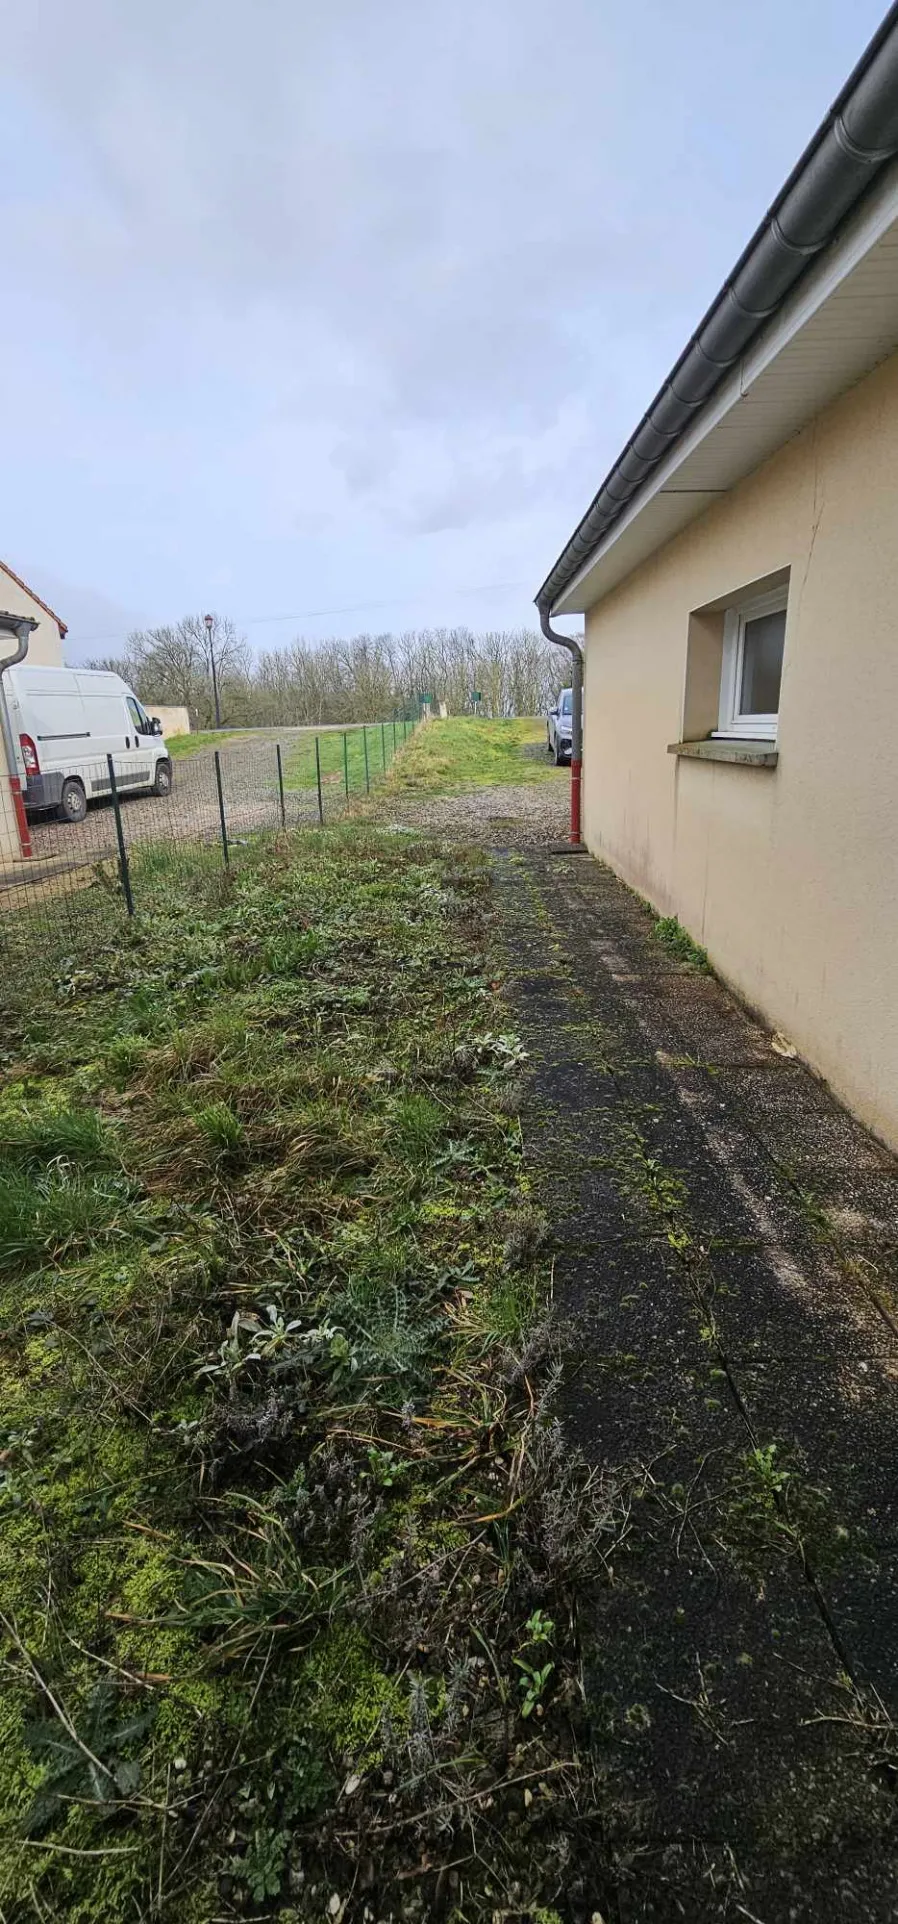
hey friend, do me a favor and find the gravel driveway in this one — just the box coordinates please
[0,744,325,898]
[374,779,570,847]
[1,738,571,916]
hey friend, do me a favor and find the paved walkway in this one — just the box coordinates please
[494,848,898,1923]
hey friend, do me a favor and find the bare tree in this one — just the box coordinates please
[91,619,567,729]
[91,614,250,727]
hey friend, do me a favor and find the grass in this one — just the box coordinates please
[382,717,564,795]
[281,720,411,794]
[652,913,711,971]
[166,729,257,759]
[167,716,556,805]
[0,823,608,1920]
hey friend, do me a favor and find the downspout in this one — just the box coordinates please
[0,615,38,860]
[539,605,583,846]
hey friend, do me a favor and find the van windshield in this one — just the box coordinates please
[559,689,572,716]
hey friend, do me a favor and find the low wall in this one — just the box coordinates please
[148,705,191,738]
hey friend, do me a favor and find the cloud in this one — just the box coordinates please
[0,0,886,634]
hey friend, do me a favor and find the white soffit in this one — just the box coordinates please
[554,163,898,616]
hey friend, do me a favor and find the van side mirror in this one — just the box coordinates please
[150,717,162,735]
[549,706,558,719]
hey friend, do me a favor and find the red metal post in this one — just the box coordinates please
[569,757,582,846]
[8,774,32,859]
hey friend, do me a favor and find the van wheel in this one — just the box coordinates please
[58,778,87,824]
[152,761,173,798]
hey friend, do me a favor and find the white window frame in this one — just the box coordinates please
[715,585,788,741]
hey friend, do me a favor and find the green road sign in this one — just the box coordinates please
[471,690,482,703]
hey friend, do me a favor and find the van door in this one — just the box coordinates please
[71,675,140,796]
[123,695,156,792]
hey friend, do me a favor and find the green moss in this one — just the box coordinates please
[303,1624,407,1759]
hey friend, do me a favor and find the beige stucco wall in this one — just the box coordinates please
[0,576,65,864]
[582,344,898,1150]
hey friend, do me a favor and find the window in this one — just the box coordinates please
[716,586,787,740]
[127,696,151,736]
[559,688,572,716]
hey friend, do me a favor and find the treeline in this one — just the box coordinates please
[91,618,568,728]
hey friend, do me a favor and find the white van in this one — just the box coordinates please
[4,666,173,823]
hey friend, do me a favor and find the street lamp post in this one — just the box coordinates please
[204,613,221,729]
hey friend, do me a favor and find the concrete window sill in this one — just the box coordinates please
[667,738,778,768]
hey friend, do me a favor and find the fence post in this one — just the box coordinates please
[107,754,134,916]
[213,749,229,866]
[275,742,286,828]
[314,735,324,825]
[363,726,370,794]
[342,731,350,798]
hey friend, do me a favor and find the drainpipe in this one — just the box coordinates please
[539,606,583,846]
[0,614,38,859]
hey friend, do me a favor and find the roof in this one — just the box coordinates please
[539,3,898,617]
[0,560,68,638]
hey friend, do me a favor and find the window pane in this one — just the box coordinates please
[560,689,572,715]
[739,609,785,716]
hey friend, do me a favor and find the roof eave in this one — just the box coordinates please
[551,154,898,617]
[538,2,898,616]
[0,560,68,638]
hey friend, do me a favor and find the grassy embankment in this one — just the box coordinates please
[167,716,561,804]
[380,718,561,796]
[0,822,607,1920]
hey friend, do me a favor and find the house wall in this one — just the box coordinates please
[582,343,898,1149]
[0,582,64,864]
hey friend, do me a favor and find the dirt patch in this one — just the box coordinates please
[375,780,569,847]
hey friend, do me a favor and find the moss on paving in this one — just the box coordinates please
[0,825,613,1921]
[492,848,898,1921]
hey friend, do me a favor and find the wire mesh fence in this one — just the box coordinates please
[0,718,417,993]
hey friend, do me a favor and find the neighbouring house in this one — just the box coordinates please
[537,8,898,1152]
[0,562,67,864]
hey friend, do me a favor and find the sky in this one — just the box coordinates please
[1,0,887,663]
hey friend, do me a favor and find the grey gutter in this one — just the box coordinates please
[0,613,37,778]
[539,607,583,842]
[537,1,898,615]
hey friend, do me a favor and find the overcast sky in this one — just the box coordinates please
[1,0,885,661]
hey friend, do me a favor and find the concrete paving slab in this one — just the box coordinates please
[494,846,898,1922]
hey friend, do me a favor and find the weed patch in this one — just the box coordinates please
[0,824,610,1920]
[652,914,710,971]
